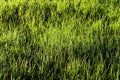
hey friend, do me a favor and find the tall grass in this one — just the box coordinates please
[0,0,120,80]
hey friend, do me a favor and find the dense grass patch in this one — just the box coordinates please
[0,0,120,80]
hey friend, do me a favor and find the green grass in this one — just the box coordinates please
[0,0,120,80]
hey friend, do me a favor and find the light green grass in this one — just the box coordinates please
[0,0,120,80]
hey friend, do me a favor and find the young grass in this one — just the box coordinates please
[0,0,120,80]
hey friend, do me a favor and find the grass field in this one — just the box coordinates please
[0,0,120,80]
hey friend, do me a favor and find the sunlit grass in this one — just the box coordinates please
[0,0,120,80]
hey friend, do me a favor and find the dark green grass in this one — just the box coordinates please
[0,0,120,80]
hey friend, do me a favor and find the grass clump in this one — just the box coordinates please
[0,0,120,80]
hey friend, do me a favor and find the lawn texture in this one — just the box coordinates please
[0,0,120,80]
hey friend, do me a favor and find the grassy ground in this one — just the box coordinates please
[0,0,120,80]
